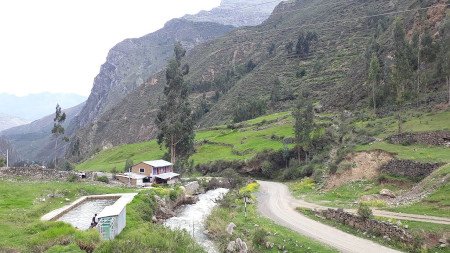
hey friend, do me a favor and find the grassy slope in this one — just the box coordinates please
[298,208,450,253]
[290,109,450,217]
[0,180,130,251]
[76,112,294,172]
[0,179,203,252]
[206,183,338,253]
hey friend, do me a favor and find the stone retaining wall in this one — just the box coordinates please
[388,131,450,147]
[317,209,414,244]
[0,167,75,180]
[380,160,441,180]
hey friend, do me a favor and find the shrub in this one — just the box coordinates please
[252,228,268,246]
[261,161,273,179]
[96,176,109,184]
[169,189,179,201]
[67,174,78,183]
[232,99,267,123]
[220,168,245,189]
[357,203,373,219]
[296,68,307,78]
[124,159,134,172]
[61,161,75,171]
[290,178,315,195]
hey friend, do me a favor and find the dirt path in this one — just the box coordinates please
[257,180,401,253]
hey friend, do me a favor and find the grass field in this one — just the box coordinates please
[76,112,295,172]
[0,179,130,251]
[298,208,450,252]
[0,179,203,252]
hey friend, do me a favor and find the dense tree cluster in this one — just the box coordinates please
[233,99,267,123]
[155,42,195,164]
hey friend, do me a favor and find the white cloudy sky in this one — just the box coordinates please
[0,0,221,97]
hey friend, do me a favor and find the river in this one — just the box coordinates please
[164,188,229,253]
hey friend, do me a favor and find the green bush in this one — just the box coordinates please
[96,176,109,184]
[252,228,268,246]
[261,161,273,179]
[357,203,373,219]
[67,174,79,183]
[169,189,179,201]
[296,68,307,78]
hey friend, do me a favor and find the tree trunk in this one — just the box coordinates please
[397,111,402,134]
[372,81,376,113]
[447,76,450,105]
[417,45,420,107]
[297,146,301,164]
[54,137,58,167]
[170,136,176,164]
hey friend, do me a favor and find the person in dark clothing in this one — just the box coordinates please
[91,213,98,228]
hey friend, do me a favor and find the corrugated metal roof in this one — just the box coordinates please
[142,160,173,167]
[154,172,180,180]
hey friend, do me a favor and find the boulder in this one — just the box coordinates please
[226,241,236,252]
[379,189,396,198]
[235,238,248,253]
[226,222,236,235]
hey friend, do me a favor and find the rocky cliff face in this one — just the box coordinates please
[75,0,284,128]
[75,20,234,127]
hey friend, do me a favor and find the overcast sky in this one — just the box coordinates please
[0,0,221,97]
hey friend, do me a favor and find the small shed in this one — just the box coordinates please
[97,193,137,240]
[154,172,180,185]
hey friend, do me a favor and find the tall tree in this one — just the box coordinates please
[51,104,66,166]
[368,52,381,113]
[155,42,195,165]
[292,92,315,163]
[437,18,450,104]
[392,19,412,133]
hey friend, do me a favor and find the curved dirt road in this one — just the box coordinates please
[257,180,401,253]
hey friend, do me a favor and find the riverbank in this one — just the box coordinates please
[205,182,338,252]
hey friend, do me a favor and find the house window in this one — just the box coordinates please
[153,168,157,175]
[139,168,145,173]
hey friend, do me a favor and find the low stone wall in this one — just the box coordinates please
[380,160,441,180]
[0,167,75,180]
[388,131,450,147]
[317,209,413,244]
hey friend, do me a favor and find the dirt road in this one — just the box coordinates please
[257,180,402,253]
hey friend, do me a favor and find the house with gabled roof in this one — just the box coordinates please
[115,159,179,186]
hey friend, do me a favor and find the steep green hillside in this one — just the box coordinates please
[76,112,294,172]
[71,0,449,161]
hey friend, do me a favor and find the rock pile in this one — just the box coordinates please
[317,209,414,244]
